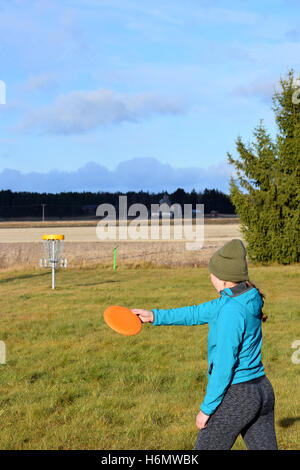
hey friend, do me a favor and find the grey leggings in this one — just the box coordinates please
[195,375,278,450]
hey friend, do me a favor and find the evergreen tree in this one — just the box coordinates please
[228,69,300,264]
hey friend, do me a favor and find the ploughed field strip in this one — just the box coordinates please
[0,221,242,268]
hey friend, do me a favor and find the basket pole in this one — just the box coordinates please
[52,240,55,289]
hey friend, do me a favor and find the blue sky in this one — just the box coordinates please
[0,0,300,193]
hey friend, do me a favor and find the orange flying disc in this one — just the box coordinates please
[103,305,142,336]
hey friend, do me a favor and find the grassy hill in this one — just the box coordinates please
[0,264,299,450]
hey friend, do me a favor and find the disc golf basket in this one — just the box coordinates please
[40,234,67,289]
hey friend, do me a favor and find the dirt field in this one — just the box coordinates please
[0,219,242,269]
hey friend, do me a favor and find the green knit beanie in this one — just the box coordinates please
[208,239,249,282]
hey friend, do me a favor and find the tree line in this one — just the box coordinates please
[0,187,236,219]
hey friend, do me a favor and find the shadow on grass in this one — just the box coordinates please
[279,417,300,428]
[75,280,119,287]
[0,271,50,284]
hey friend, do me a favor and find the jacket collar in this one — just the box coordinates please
[221,281,253,298]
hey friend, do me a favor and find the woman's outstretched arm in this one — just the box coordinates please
[132,297,223,326]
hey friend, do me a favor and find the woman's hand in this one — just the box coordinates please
[131,309,154,323]
[196,410,210,430]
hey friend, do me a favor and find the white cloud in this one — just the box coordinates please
[22,73,57,92]
[0,157,232,193]
[232,76,280,103]
[70,1,261,26]
[193,6,262,25]
[19,88,187,135]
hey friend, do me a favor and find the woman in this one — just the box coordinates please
[132,239,278,450]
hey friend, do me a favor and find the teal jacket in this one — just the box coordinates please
[152,282,265,416]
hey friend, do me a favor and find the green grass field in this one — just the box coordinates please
[0,263,299,450]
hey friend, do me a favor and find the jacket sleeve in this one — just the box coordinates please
[152,297,222,326]
[200,304,246,416]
